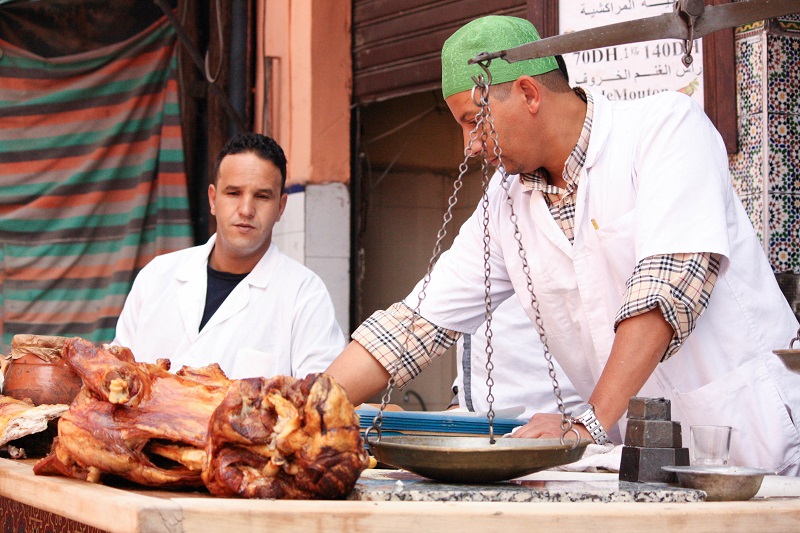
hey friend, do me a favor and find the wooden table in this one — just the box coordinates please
[1,458,800,533]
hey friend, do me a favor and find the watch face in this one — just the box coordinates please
[571,403,593,419]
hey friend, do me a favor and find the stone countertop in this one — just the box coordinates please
[352,468,705,502]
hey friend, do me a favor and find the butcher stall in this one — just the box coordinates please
[1,335,800,533]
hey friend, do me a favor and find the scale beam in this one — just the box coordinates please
[470,0,800,66]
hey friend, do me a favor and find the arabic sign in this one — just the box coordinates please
[559,0,704,106]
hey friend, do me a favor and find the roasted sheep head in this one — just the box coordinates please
[203,374,369,499]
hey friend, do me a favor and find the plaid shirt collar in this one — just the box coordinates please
[520,88,593,198]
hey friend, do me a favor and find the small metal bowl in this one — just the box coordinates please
[662,465,774,501]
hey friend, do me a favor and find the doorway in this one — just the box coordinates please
[353,89,486,411]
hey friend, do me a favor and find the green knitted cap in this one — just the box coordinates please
[441,16,558,99]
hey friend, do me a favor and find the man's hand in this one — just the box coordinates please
[508,413,591,442]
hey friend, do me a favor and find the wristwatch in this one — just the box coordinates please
[569,403,609,445]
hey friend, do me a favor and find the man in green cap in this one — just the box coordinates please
[327,15,800,474]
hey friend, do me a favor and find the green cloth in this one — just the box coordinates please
[441,15,558,99]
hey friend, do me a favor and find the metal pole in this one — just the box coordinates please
[228,0,248,138]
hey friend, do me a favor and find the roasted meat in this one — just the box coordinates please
[0,395,67,448]
[203,374,369,499]
[34,338,231,487]
[34,338,369,499]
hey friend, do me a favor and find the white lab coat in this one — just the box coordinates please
[409,89,800,473]
[456,297,583,420]
[114,235,346,380]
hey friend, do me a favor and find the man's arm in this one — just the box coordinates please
[513,307,672,440]
[325,340,392,405]
[588,306,672,431]
[327,302,462,405]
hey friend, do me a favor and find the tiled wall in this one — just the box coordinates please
[731,15,800,272]
[272,183,351,333]
[272,186,307,262]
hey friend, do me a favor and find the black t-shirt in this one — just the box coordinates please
[199,265,249,331]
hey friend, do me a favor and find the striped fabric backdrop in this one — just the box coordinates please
[0,17,193,352]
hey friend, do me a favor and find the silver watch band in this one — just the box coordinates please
[571,405,610,445]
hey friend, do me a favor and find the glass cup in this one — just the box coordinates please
[689,425,732,466]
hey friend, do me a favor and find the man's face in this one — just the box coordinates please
[208,151,287,272]
[445,82,536,176]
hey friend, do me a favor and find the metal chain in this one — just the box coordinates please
[791,326,800,349]
[498,177,578,444]
[475,78,497,443]
[370,60,580,448]
[370,96,485,442]
[474,60,578,446]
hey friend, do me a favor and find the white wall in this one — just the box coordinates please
[272,183,350,334]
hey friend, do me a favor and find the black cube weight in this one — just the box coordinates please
[627,396,671,421]
[618,445,690,483]
[625,419,683,448]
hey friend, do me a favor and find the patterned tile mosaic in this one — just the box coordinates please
[768,113,800,193]
[772,12,800,33]
[729,112,764,197]
[768,193,800,272]
[734,34,764,117]
[767,33,800,115]
[731,17,800,270]
[735,19,765,37]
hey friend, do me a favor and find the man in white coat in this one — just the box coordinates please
[326,16,800,474]
[114,133,345,379]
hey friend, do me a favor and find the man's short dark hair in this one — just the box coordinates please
[488,54,570,101]
[214,133,288,193]
[555,54,569,84]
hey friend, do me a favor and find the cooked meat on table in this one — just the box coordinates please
[33,337,368,499]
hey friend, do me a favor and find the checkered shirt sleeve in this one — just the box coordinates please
[615,252,722,360]
[352,301,461,387]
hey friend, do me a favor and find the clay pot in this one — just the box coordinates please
[3,335,83,406]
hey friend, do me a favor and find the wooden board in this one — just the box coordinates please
[0,459,182,532]
[2,459,800,533]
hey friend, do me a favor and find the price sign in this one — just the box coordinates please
[559,0,704,105]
